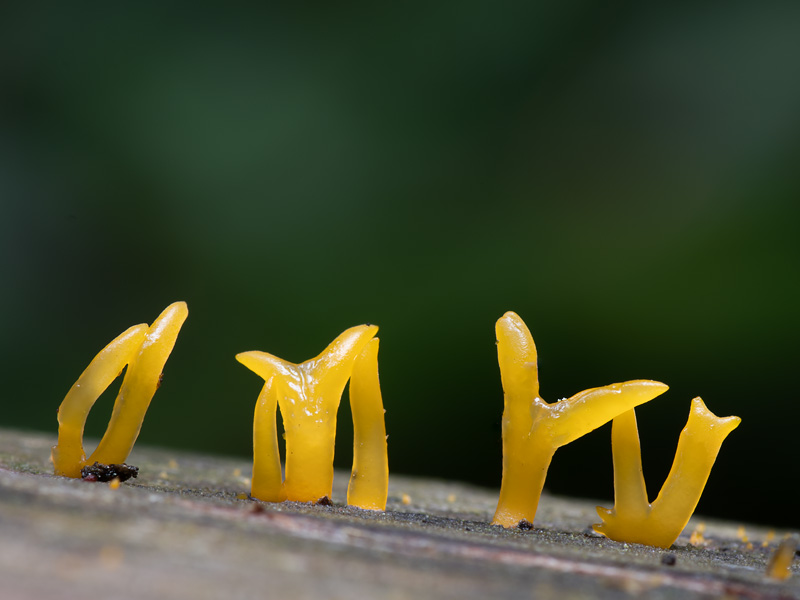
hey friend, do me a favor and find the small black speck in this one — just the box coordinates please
[518,519,533,530]
[661,553,677,566]
[316,496,333,506]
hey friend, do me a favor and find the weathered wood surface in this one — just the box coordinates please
[0,428,796,600]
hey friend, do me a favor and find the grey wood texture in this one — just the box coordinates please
[0,428,795,599]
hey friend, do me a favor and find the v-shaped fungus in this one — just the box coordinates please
[52,301,189,478]
[493,311,668,528]
[237,324,385,506]
[593,397,740,548]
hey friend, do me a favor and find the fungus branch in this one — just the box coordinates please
[593,398,740,548]
[52,301,188,478]
[250,379,286,502]
[492,311,668,528]
[237,324,379,503]
[348,338,389,510]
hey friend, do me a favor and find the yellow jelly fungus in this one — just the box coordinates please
[738,526,754,551]
[236,324,379,503]
[52,301,189,478]
[593,397,741,548]
[766,534,798,580]
[347,338,389,510]
[689,522,706,546]
[763,530,777,547]
[492,311,668,528]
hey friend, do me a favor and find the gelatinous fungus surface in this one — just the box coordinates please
[237,324,386,506]
[52,301,188,478]
[347,338,389,511]
[594,398,741,548]
[492,311,668,528]
[766,535,799,581]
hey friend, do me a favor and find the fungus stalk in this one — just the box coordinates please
[593,398,741,548]
[52,301,189,477]
[237,324,378,503]
[347,338,389,510]
[766,535,798,581]
[250,379,286,502]
[493,311,668,528]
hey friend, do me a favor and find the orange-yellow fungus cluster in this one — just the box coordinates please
[52,301,188,478]
[492,311,668,528]
[49,302,744,548]
[237,324,388,510]
[593,398,740,548]
[492,311,741,547]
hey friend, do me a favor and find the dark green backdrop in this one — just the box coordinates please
[2,2,799,528]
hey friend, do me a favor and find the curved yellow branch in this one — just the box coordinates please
[594,397,741,548]
[347,338,388,510]
[51,325,148,477]
[51,301,188,477]
[90,301,189,465]
[492,311,667,528]
[251,380,286,502]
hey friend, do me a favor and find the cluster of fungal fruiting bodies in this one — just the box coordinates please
[493,311,740,548]
[52,302,740,549]
[236,326,388,509]
[51,302,188,478]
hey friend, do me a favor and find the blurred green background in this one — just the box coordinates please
[2,3,799,528]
